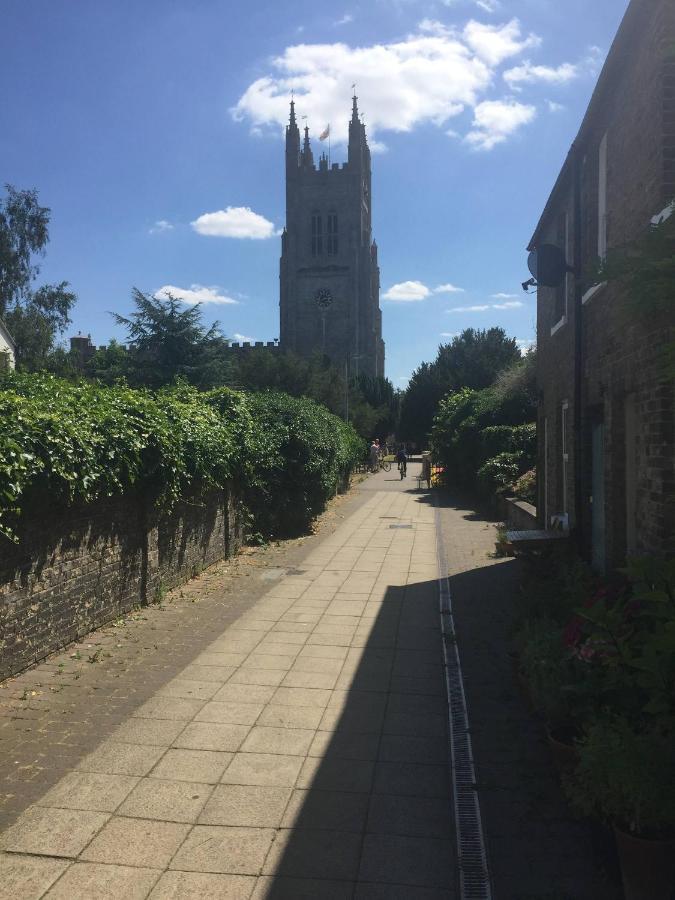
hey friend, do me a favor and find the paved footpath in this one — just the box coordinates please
[0,464,462,899]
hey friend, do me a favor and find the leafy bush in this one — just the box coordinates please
[243,392,364,536]
[563,716,675,837]
[431,385,536,496]
[512,468,536,504]
[0,373,363,541]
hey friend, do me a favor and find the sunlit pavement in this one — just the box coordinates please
[0,462,465,898]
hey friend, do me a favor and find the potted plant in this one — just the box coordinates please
[563,715,675,900]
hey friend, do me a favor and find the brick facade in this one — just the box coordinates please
[0,486,243,679]
[532,0,675,570]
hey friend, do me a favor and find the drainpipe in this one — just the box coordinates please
[572,142,584,553]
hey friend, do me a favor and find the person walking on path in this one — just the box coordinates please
[396,445,407,479]
[369,439,380,473]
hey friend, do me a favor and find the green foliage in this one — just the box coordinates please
[233,348,397,442]
[0,185,50,312]
[430,380,536,496]
[0,185,77,369]
[512,468,537,504]
[516,553,675,834]
[0,373,363,542]
[564,716,675,836]
[399,328,522,444]
[242,391,364,536]
[112,289,234,388]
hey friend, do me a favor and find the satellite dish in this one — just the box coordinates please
[527,244,570,288]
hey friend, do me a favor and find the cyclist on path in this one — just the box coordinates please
[396,445,407,479]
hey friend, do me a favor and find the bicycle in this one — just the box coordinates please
[379,457,391,472]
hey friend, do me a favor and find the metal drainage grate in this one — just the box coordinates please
[435,502,492,900]
[389,524,413,529]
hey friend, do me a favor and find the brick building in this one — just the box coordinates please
[279,97,385,378]
[531,0,674,571]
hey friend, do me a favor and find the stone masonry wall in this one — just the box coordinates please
[0,486,243,679]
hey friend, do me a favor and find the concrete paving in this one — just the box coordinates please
[0,464,460,899]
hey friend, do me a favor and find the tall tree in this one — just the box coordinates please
[0,185,77,368]
[399,327,521,445]
[113,289,233,388]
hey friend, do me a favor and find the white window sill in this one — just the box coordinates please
[582,282,607,305]
[550,315,567,336]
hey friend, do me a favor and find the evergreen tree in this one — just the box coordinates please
[113,289,233,388]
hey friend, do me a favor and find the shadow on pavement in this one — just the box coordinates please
[262,579,458,899]
[450,560,622,900]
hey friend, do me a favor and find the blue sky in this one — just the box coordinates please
[0,0,629,386]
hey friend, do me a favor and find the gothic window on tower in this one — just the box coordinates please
[311,213,322,256]
[327,212,338,255]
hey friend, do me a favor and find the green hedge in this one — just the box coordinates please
[0,373,364,541]
[430,386,536,496]
[241,392,364,536]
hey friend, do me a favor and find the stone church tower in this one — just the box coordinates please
[279,96,385,378]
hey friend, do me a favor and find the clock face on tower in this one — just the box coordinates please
[315,288,333,310]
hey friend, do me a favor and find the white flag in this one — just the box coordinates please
[319,124,330,141]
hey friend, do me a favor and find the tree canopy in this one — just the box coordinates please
[110,289,234,388]
[399,327,521,445]
[0,185,77,369]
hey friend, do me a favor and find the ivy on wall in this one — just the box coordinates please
[0,374,364,542]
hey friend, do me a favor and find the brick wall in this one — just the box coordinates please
[0,486,243,679]
[535,0,675,570]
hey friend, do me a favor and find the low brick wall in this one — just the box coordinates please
[0,486,243,679]
[500,496,538,530]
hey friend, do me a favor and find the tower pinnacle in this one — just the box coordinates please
[289,98,296,127]
[301,124,314,167]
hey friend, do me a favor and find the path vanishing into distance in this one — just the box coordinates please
[0,465,612,899]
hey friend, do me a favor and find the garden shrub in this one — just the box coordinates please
[430,385,536,497]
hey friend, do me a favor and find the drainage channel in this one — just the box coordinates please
[434,500,493,900]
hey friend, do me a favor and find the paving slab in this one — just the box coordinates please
[0,466,462,896]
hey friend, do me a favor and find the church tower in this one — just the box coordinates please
[279,96,385,378]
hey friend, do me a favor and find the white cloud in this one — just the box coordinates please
[191,206,278,239]
[449,304,491,312]
[448,299,523,312]
[492,300,524,309]
[149,219,174,234]
[462,18,540,67]
[440,331,460,337]
[491,292,518,298]
[382,280,431,301]
[232,332,254,342]
[154,284,239,305]
[504,60,578,88]
[547,100,565,113]
[434,282,464,293]
[465,98,536,150]
[474,0,500,12]
[516,338,535,352]
[233,18,541,147]
[334,13,353,25]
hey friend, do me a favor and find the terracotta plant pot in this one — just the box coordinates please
[613,825,675,900]
[546,725,580,776]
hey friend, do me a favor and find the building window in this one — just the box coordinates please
[553,211,568,326]
[598,132,608,261]
[326,212,338,255]
[311,213,322,256]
